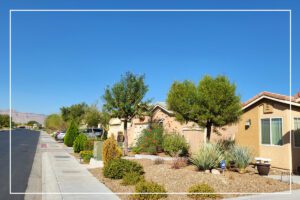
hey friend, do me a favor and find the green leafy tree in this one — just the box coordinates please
[60,103,88,123]
[44,114,66,132]
[84,105,101,128]
[0,114,10,128]
[103,72,150,155]
[27,120,39,126]
[64,120,79,147]
[167,75,242,142]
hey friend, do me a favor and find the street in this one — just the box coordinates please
[0,129,40,200]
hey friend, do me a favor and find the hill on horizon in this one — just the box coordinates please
[0,109,47,125]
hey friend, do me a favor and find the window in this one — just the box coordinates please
[261,118,283,145]
[294,118,300,147]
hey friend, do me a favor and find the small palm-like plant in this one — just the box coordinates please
[190,143,223,170]
[230,146,253,170]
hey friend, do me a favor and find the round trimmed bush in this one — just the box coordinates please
[163,133,189,156]
[132,181,167,200]
[102,136,122,165]
[121,172,144,186]
[103,159,144,179]
[187,183,217,199]
[73,133,88,153]
[79,150,93,163]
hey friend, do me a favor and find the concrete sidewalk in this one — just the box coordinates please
[226,190,300,200]
[27,131,120,200]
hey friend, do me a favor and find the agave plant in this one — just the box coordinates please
[230,146,253,170]
[190,143,223,170]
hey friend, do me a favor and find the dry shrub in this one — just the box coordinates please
[187,183,218,199]
[153,158,164,165]
[171,157,188,169]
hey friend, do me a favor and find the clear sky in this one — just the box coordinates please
[0,0,299,115]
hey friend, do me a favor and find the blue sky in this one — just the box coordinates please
[0,0,299,115]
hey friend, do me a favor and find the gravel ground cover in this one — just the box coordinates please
[89,159,300,200]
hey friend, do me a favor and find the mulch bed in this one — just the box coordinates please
[88,159,300,200]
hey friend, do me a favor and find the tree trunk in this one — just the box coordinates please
[206,122,212,143]
[123,119,129,155]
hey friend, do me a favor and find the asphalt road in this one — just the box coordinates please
[0,129,40,200]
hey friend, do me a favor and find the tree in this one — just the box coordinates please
[167,75,242,142]
[166,80,199,124]
[64,120,79,147]
[103,72,150,155]
[99,111,111,140]
[60,103,88,123]
[27,120,39,126]
[84,105,101,128]
[44,114,66,132]
[0,114,10,128]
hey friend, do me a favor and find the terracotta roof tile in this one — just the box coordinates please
[243,91,299,107]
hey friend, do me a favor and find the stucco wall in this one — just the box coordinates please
[236,99,300,171]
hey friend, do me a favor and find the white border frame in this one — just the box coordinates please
[9,9,293,196]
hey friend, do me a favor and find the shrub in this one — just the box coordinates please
[64,120,79,147]
[190,143,223,170]
[216,139,236,169]
[80,150,93,163]
[132,146,142,154]
[84,139,95,151]
[187,183,217,200]
[171,157,188,169]
[163,133,189,156]
[103,159,144,179]
[230,146,253,170]
[153,158,164,165]
[73,133,88,153]
[121,172,144,186]
[135,126,164,155]
[216,138,235,152]
[102,136,123,165]
[132,181,167,200]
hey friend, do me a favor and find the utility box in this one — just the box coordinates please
[93,141,103,160]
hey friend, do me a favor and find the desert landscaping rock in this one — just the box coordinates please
[89,159,300,200]
[211,169,221,175]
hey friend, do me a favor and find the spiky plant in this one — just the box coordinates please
[190,143,223,170]
[230,146,253,170]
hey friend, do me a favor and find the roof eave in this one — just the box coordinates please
[242,95,300,110]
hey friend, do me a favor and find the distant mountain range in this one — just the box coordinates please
[0,109,47,124]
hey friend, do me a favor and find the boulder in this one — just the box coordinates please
[211,169,221,175]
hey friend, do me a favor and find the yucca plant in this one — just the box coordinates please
[190,143,223,170]
[230,146,253,170]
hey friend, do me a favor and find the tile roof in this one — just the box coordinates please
[243,91,300,108]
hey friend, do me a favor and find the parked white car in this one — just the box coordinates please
[56,131,66,140]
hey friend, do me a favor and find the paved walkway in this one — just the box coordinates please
[267,175,300,184]
[27,131,120,200]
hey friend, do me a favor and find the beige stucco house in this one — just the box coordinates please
[235,91,300,172]
[108,102,236,153]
